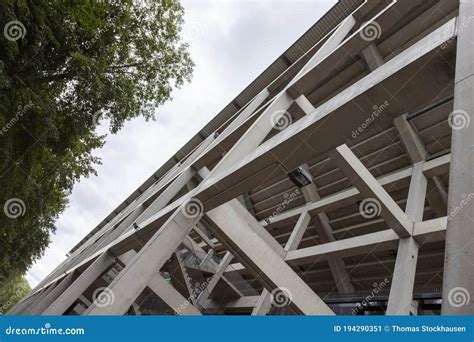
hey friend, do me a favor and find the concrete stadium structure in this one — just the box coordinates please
[9,0,474,316]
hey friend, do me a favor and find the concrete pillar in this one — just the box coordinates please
[301,180,355,294]
[442,0,474,315]
[387,162,427,314]
[42,252,116,315]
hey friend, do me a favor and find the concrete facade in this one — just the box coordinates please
[9,0,473,315]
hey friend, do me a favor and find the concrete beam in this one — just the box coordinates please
[148,273,202,316]
[334,144,413,237]
[206,199,334,315]
[361,44,384,71]
[85,207,202,315]
[393,114,447,217]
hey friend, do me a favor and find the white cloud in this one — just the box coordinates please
[26,0,336,287]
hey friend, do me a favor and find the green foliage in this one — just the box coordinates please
[0,273,31,314]
[0,0,193,281]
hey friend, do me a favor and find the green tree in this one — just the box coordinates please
[0,273,31,314]
[0,0,193,281]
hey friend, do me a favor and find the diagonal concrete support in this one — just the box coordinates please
[85,207,202,315]
[147,273,202,315]
[207,199,334,315]
[334,144,413,237]
[42,252,116,315]
[393,114,447,217]
[252,210,312,315]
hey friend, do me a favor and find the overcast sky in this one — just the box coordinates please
[26,0,336,287]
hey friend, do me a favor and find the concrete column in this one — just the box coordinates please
[301,180,355,294]
[387,162,427,314]
[42,252,116,315]
[442,0,474,315]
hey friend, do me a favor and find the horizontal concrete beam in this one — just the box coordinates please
[226,217,446,273]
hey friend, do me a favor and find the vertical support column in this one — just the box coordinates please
[42,252,116,315]
[387,162,427,314]
[442,0,474,315]
[300,177,355,294]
